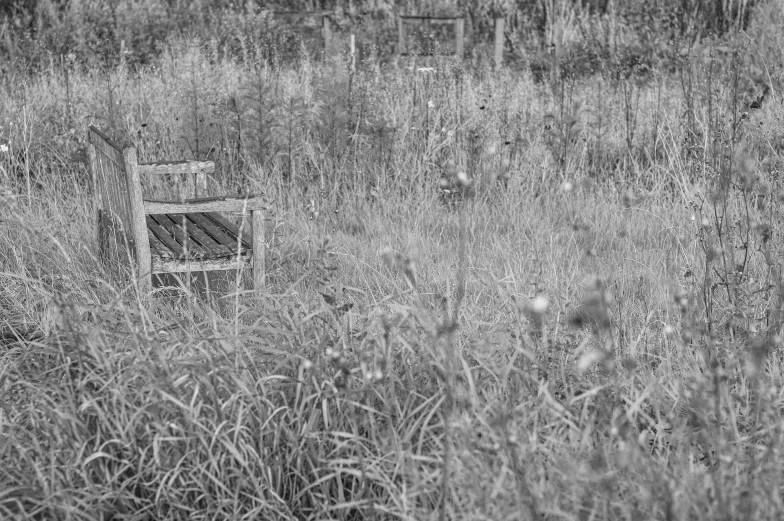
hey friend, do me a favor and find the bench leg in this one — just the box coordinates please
[97,209,106,262]
[139,270,152,297]
[252,210,265,290]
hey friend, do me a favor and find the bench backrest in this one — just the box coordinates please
[88,127,133,240]
[88,126,150,278]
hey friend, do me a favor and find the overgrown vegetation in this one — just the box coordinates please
[3,0,784,519]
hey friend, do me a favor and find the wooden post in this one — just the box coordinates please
[184,173,195,201]
[494,17,504,69]
[322,15,331,55]
[123,145,152,296]
[196,172,207,197]
[87,134,102,255]
[252,209,265,290]
[398,16,405,56]
[456,18,464,58]
[349,33,356,72]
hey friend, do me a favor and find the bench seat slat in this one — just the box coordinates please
[182,213,232,257]
[206,212,253,251]
[146,215,184,258]
[154,214,201,258]
[188,213,244,254]
[146,212,252,262]
[147,228,169,259]
[187,213,242,256]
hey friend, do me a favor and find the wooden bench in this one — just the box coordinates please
[87,126,266,295]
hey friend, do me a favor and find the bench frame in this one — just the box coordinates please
[87,126,265,295]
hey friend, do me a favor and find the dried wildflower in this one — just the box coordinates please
[336,356,351,373]
[403,257,417,287]
[746,337,771,379]
[567,291,610,331]
[456,171,470,186]
[673,287,688,311]
[620,357,638,371]
[577,349,609,373]
[622,188,636,208]
[530,295,549,315]
[427,100,435,109]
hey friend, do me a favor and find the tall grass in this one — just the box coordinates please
[3,1,784,519]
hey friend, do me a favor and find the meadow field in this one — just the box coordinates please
[3,1,784,519]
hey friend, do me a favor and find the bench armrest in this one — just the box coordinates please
[143,195,266,214]
[137,160,215,176]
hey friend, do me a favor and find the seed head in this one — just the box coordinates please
[577,349,609,373]
[530,295,549,315]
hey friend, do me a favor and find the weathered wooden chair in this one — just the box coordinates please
[87,126,266,295]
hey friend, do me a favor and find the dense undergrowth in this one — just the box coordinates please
[3,0,784,519]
